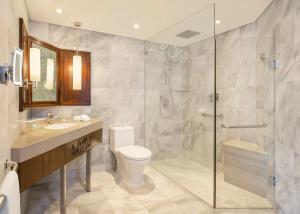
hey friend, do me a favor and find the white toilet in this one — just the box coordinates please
[110,126,152,187]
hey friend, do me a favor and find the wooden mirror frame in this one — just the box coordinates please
[59,49,91,106]
[19,18,91,110]
[19,18,29,112]
[28,36,61,107]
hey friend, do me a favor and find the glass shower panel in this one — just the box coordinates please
[144,5,216,206]
[216,23,275,208]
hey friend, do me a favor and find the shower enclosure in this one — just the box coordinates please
[144,4,276,209]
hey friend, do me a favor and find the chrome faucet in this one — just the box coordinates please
[47,112,60,123]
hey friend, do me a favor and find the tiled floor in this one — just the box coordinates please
[151,157,273,208]
[26,165,275,214]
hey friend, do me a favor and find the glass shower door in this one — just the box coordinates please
[144,4,216,206]
[215,23,276,208]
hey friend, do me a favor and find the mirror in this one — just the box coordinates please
[31,43,58,102]
[13,48,23,86]
[29,37,60,105]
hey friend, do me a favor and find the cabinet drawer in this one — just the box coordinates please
[43,145,66,176]
[18,154,43,192]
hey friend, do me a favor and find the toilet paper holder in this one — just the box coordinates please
[0,160,18,210]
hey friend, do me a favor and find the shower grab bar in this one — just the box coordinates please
[221,123,267,129]
[0,160,18,210]
[201,113,224,119]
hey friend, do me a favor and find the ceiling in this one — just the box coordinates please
[25,0,272,41]
[149,5,215,47]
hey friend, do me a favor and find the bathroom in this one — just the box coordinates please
[0,0,299,213]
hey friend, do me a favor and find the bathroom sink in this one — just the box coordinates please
[44,123,77,130]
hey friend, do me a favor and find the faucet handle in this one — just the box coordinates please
[47,112,54,118]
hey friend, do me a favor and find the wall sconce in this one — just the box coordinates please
[73,22,82,90]
[45,58,54,90]
[29,47,40,87]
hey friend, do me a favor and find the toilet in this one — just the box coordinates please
[110,126,152,187]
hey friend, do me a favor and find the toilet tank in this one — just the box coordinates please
[110,126,135,152]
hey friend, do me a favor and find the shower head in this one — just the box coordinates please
[176,30,201,39]
[147,42,180,59]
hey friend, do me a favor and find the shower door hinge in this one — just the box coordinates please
[268,176,276,186]
[209,93,219,103]
[271,59,278,70]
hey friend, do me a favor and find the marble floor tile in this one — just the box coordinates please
[154,180,186,198]
[108,196,145,214]
[134,188,170,209]
[67,190,107,206]
[78,200,114,214]
[49,206,81,214]
[170,194,209,214]
[147,202,181,214]
[26,164,275,214]
[151,157,273,209]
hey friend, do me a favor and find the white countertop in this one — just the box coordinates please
[11,119,102,163]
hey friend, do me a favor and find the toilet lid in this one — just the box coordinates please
[118,145,152,161]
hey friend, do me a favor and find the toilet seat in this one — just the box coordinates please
[118,145,151,161]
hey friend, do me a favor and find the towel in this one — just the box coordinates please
[0,171,20,214]
[73,114,91,122]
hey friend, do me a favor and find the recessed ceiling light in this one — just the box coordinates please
[215,20,221,24]
[133,24,140,29]
[56,7,63,14]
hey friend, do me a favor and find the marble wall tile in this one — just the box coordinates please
[0,85,9,182]
[144,42,183,159]
[214,24,260,172]
[180,37,216,168]
[294,152,300,213]
[257,0,300,212]
[0,0,8,64]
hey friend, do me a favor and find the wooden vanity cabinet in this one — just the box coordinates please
[18,154,44,192]
[18,130,102,192]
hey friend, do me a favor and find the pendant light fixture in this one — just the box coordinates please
[73,22,82,90]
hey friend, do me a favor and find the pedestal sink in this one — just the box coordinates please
[44,123,77,130]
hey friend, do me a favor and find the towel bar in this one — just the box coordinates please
[0,160,18,210]
[201,113,224,119]
[221,123,267,129]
